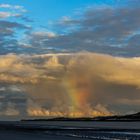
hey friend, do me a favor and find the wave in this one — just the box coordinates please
[44,130,140,140]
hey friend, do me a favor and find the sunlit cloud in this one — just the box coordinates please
[0,52,139,117]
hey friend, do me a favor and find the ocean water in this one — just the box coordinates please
[44,129,140,140]
[0,121,140,140]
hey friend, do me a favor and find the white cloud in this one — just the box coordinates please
[33,31,57,38]
[0,12,21,18]
[0,4,27,19]
[0,4,26,12]
[0,4,13,8]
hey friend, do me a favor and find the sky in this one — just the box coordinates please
[0,0,140,120]
[0,0,118,25]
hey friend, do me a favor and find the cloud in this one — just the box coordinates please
[0,3,31,54]
[117,99,140,106]
[0,19,31,54]
[1,1,140,56]
[0,4,27,12]
[0,52,140,117]
[0,102,20,116]
[0,83,27,118]
[23,2,140,56]
[0,12,22,18]
[0,4,26,19]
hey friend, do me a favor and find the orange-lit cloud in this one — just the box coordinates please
[0,52,140,117]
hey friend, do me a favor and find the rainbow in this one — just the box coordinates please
[63,73,91,117]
